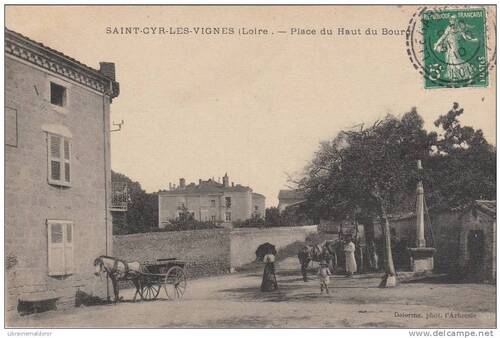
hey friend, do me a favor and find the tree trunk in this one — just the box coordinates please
[379,201,397,288]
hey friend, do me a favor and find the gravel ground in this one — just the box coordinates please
[9,258,496,328]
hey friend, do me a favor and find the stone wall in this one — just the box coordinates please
[229,226,318,268]
[113,225,318,276]
[113,229,231,278]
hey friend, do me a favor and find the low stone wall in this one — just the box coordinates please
[229,225,318,268]
[113,225,318,277]
[113,229,231,278]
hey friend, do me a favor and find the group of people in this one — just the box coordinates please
[318,237,357,294]
[260,237,359,294]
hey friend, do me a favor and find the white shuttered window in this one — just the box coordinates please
[47,220,74,276]
[47,133,71,186]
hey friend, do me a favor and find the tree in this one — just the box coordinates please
[163,205,217,231]
[301,109,435,287]
[265,207,281,226]
[426,103,496,209]
[111,171,158,234]
[299,103,495,287]
[263,206,313,227]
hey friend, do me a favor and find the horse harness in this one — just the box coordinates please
[99,256,131,279]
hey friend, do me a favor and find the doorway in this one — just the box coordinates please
[467,230,484,274]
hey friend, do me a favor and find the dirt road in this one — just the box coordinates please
[10,258,496,328]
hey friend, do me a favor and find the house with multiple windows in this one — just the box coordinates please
[158,174,265,227]
[5,28,119,316]
[277,189,306,213]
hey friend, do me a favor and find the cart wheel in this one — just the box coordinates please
[164,266,187,300]
[140,281,161,301]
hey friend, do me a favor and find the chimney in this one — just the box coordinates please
[199,179,202,185]
[99,62,116,80]
[222,173,229,187]
[179,178,186,189]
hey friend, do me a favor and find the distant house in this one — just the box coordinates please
[158,174,265,227]
[5,28,120,316]
[277,189,305,213]
[390,200,496,281]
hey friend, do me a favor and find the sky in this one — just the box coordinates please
[6,5,496,206]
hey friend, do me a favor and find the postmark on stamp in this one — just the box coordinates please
[406,6,496,89]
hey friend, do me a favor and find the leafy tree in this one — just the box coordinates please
[301,109,435,287]
[111,171,158,235]
[265,207,281,226]
[425,103,496,208]
[233,214,266,228]
[230,207,314,228]
[162,205,217,231]
[299,103,495,287]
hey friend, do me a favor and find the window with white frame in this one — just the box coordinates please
[225,212,232,222]
[47,133,71,186]
[47,220,74,276]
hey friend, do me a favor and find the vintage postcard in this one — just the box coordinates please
[3,4,497,334]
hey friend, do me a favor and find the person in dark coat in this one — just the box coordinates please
[261,254,278,292]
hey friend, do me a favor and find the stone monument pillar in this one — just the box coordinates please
[408,160,436,273]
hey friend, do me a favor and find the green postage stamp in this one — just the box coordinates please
[421,8,488,88]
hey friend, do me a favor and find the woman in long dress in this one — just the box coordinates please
[344,238,357,277]
[261,254,278,292]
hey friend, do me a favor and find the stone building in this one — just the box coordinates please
[277,189,305,213]
[158,174,265,227]
[5,28,119,316]
[389,200,496,281]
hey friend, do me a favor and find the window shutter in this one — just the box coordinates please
[64,223,74,274]
[64,140,70,160]
[63,139,71,183]
[48,135,62,181]
[47,134,71,186]
[47,222,65,276]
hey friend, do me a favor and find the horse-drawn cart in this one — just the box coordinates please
[138,258,187,301]
[94,256,188,302]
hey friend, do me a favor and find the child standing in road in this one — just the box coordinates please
[318,261,332,294]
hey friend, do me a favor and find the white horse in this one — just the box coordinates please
[94,255,144,303]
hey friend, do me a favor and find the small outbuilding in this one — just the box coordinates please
[390,200,496,281]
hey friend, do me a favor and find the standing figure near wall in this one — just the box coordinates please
[261,254,278,292]
[344,237,357,277]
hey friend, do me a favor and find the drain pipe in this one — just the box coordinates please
[102,91,110,301]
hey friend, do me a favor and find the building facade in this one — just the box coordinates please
[277,189,306,213]
[389,200,496,281]
[158,174,265,227]
[5,29,119,316]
